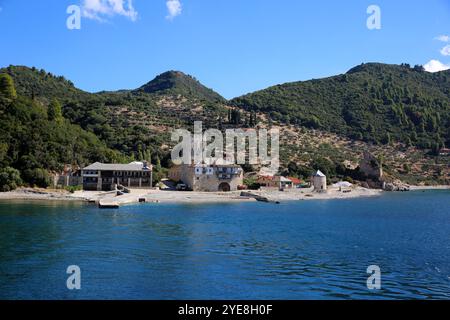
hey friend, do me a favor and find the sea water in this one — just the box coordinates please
[0,190,449,299]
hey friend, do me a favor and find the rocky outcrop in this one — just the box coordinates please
[359,151,383,180]
[359,151,410,192]
[382,181,410,192]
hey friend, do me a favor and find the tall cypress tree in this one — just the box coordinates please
[48,98,63,122]
[0,74,17,103]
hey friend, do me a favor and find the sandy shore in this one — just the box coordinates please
[0,188,85,201]
[76,187,383,205]
[409,185,450,190]
[142,187,382,204]
[0,188,256,205]
[1,185,443,206]
[143,190,256,204]
[0,186,380,204]
[246,186,382,202]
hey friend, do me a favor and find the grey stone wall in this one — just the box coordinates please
[53,175,82,188]
[170,165,243,192]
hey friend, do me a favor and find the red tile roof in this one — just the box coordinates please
[288,177,303,184]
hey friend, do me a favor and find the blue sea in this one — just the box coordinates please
[0,190,449,300]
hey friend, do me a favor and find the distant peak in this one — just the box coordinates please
[136,70,225,103]
[346,62,428,75]
[156,70,189,78]
[346,63,387,74]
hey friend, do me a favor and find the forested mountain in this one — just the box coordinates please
[0,63,448,190]
[230,63,450,151]
[0,66,228,188]
[3,65,88,102]
[0,72,124,191]
[136,70,225,103]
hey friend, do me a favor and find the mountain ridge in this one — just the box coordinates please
[135,70,225,103]
[3,63,450,102]
[2,62,449,151]
[229,62,450,150]
[0,62,449,187]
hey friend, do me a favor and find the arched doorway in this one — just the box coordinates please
[218,182,231,192]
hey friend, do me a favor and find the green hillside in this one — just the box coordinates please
[136,70,225,103]
[2,65,89,103]
[3,66,226,164]
[0,72,124,190]
[1,63,448,189]
[230,63,450,151]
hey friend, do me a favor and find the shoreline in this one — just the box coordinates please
[0,188,86,202]
[0,185,447,206]
[408,185,450,190]
[247,186,383,202]
[0,186,382,204]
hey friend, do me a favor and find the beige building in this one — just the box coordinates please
[169,164,243,192]
[82,161,153,191]
[257,175,294,190]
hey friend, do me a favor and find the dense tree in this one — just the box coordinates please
[382,132,391,145]
[311,158,336,177]
[0,73,17,103]
[48,98,63,122]
[230,108,242,125]
[248,111,258,127]
[22,168,52,188]
[0,81,125,190]
[0,143,8,165]
[230,63,450,149]
[0,167,22,191]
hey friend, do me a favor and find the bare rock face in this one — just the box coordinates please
[367,179,383,189]
[360,181,370,189]
[359,151,383,180]
[358,151,409,191]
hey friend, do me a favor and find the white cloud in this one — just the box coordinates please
[166,0,182,20]
[440,45,450,56]
[435,35,449,42]
[82,0,138,22]
[423,60,450,73]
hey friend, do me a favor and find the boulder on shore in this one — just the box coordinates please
[382,181,410,192]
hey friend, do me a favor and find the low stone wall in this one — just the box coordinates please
[53,175,82,188]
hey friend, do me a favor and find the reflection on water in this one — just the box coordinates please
[0,191,449,299]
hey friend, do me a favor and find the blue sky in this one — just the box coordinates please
[0,0,449,99]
